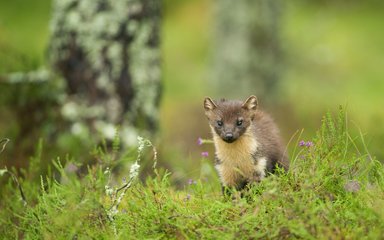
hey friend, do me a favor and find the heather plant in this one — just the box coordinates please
[0,108,383,239]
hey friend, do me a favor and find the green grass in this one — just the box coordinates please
[1,2,384,237]
[1,109,383,239]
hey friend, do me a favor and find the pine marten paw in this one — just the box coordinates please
[251,171,263,183]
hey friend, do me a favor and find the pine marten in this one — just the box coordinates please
[203,95,289,193]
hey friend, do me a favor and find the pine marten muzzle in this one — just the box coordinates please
[204,95,289,192]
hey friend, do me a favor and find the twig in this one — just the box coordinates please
[105,136,157,236]
[3,168,28,207]
[0,139,27,206]
[0,138,10,155]
[10,171,28,207]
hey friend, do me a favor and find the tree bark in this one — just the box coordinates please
[0,0,162,168]
[213,0,282,103]
[49,0,162,145]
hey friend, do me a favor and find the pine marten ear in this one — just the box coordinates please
[204,97,217,111]
[242,95,258,111]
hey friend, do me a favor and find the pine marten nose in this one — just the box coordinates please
[225,133,234,141]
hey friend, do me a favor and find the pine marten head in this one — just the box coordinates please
[204,95,258,143]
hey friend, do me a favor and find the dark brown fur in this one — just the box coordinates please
[250,110,289,172]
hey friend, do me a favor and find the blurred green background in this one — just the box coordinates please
[1,0,383,179]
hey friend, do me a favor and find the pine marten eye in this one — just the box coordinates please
[217,120,223,127]
[236,119,243,126]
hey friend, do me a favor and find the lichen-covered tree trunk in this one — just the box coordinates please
[213,0,282,102]
[49,0,162,145]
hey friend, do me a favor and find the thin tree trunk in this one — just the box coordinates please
[213,0,282,103]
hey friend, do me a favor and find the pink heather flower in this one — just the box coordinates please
[201,151,209,157]
[65,163,78,173]
[187,179,197,185]
[184,194,191,201]
[299,140,314,147]
[197,137,203,146]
